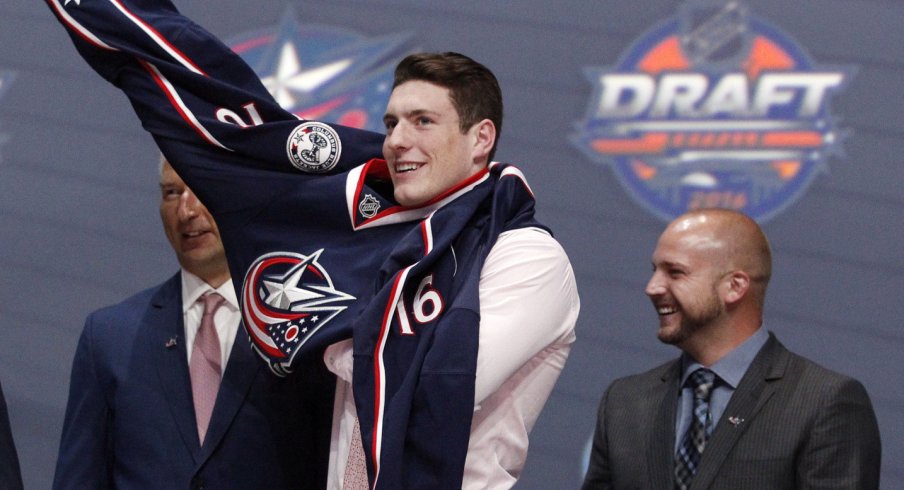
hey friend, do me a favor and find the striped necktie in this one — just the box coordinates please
[675,368,716,489]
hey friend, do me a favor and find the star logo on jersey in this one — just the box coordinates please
[228,8,416,132]
[64,0,81,5]
[260,254,351,309]
[241,250,355,376]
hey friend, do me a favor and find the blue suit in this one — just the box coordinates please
[0,380,23,490]
[53,274,334,489]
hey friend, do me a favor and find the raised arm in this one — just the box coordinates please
[46,0,384,215]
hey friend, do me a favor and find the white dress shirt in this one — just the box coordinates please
[181,270,240,372]
[324,227,580,489]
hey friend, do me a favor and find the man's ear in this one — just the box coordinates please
[723,270,750,305]
[470,119,496,163]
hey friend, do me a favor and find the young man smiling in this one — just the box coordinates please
[323,52,579,489]
[47,1,578,486]
[382,54,499,208]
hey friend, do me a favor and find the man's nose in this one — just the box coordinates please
[177,190,199,221]
[645,272,664,297]
[386,123,411,151]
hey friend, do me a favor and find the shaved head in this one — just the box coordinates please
[666,208,772,305]
[647,208,772,362]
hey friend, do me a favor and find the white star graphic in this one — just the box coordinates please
[262,259,326,310]
[260,41,353,108]
[64,0,81,5]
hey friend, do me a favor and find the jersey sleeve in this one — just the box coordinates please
[46,0,384,219]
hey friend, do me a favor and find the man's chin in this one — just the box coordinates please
[656,323,686,345]
[178,247,221,268]
[394,190,427,208]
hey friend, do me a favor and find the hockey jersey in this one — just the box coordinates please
[47,0,545,487]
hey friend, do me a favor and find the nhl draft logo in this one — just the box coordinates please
[227,9,415,132]
[242,250,355,375]
[286,121,341,172]
[358,194,381,218]
[572,0,855,222]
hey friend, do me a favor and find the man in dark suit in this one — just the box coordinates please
[0,381,23,490]
[53,160,332,489]
[583,208,881,490]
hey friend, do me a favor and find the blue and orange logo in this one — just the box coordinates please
[572,1,855,222]
[227,9,415,133]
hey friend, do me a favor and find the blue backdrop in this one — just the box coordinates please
[1,0,901,488]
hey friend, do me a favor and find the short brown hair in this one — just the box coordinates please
[393,52,503,162]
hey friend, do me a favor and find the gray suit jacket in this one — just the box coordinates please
[582,333,881,489]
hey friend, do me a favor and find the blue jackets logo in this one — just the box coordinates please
[228,10,415,133]
[572,1,855,222]
[241,250,355,376]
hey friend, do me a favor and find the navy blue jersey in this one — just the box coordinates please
[48,1,545,487]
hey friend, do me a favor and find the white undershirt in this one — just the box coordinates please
[181,270,240,372]
[324,227,580,489]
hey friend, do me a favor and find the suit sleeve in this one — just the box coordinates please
[0,382,23,490]
[796,377,881,489]
[53,316,112,490]
[582,386,613,490]
[45,0,383,219]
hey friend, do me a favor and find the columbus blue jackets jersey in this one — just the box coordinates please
[48,1,545,487]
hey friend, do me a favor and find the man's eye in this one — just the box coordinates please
[416,116,432,125]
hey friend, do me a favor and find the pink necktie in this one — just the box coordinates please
[190,292,225,445]
[344,417,370,489]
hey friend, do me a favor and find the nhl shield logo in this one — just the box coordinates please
[572,0,855,222]
[358,194,381,218]
[286,121,341,173]
[241,249,355,375]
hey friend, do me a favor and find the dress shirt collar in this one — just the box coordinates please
[680,327,769,389]
[179,269,238,312]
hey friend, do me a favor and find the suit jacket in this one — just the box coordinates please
[582,333,881,490]
[0,381,23,490]
[53,274,335,490]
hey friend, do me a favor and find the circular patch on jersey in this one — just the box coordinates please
[286,122,342,173]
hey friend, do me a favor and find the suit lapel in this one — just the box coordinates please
[196,328,261,464]
[692,334,788,489]
[649,361,682,490]
[149,274,201,463]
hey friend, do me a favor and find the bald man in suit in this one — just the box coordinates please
[583,209,881,490]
